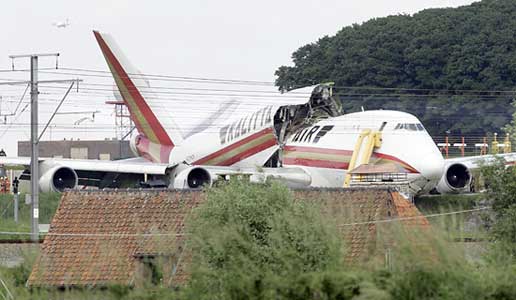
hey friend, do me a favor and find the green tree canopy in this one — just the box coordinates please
[275,0,516,138]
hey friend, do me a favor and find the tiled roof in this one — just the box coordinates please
[28,190,202,287]
[28,188,429,287]
[390,191,431,228]
[294,189,394,264]
[293,189,430,264]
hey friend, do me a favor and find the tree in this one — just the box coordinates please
[481,161,516,257]
[182,180,371,299]
[275,0,516,138]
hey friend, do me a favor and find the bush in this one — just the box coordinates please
[183,180,345,299]
[181,180,509,300]
[389,267,485,300]
[481,161,516,258]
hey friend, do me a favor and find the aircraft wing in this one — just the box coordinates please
[0,156,172,175]
[436,153,516,194]
[444,153,516,169]
[170,165,312,189]
[0,156,175,192]
[0,156,312,191]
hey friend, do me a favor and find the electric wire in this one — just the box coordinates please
[3,66,516,96]
[1,67,516,139]
[0,206,491,237]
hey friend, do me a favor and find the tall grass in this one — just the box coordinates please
[0,193,61,223]
[0,193,61,240]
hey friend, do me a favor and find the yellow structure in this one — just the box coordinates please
[344,129,382,187]
[504,133,512,153]
[491,133,499,154]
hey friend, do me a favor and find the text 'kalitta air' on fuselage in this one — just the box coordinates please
[219,105,274,145]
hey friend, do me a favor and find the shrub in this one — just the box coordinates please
[481,161,516,258]
[183,180,344,299]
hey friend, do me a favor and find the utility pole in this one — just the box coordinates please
[30,55,39,241]
[5,53,78,242]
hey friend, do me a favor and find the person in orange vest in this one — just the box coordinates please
[0,149,6,194]
[0,177,5,193]
[4,177,10,193]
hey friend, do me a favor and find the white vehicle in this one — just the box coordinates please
[1,31,514,195]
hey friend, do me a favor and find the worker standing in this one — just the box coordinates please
[13,177,19,223]
[0,149,6,194]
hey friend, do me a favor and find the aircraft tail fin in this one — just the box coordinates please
[93,30,183,148]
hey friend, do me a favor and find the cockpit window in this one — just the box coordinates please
[394,123,425,131]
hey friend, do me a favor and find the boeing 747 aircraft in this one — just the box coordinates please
[1,31,514,196]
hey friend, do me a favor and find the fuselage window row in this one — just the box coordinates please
[394,123,425,131]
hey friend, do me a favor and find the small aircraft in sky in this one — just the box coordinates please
[1,31,514,196]
[52,18,70,29]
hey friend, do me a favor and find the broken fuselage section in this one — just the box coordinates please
[268,84,343,166]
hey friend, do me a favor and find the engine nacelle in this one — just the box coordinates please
[435,163,471,194]
[129,134,142,157]
[249,167,312,188]
[39,162,78,193]
[171,166,213,189]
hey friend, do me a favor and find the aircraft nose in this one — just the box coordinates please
[419,150,445,183]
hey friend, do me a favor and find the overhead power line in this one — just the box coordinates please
[0,206,490,237]
[44,67,516,94]
[337,207,490,227]
[3,65,516,96]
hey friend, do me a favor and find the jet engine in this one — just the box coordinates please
[171,166,213,189]
[435,163,471,193]
[39,162,78,193]
[169,164,312,189]
[129,134,142,157]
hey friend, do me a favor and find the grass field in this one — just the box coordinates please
[0,193,61,240]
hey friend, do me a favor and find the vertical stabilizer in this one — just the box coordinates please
[93,31,183,148]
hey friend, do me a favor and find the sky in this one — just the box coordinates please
[0,0,477,155]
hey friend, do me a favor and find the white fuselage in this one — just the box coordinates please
[282,110,445,194]
[165,109,444,195]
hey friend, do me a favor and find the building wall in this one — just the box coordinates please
[17,139,135,160]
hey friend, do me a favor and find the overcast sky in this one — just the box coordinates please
[0,0,477,155]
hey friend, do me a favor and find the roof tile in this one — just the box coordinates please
[29,188,430,287]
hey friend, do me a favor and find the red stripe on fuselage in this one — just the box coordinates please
[94,31,173,146]
[283,145,353,156]
[217,138,277,166]
[282,145,419,173]
[374,152,419,173]
[283,157,349,169]
[193,127,275,165]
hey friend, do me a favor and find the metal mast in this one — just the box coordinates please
[5,53,78,241]
[30,55,39,241]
